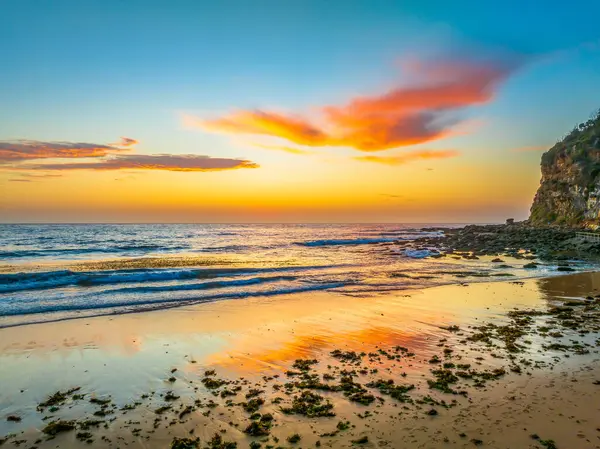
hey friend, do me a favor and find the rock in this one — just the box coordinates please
[529,110,600,227]
[557,266,575,272]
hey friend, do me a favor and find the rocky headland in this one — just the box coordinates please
[530,109,600,227]
[405,110,600,262]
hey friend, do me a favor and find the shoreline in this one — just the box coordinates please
[1,253,597,330]
[1,272,600,448]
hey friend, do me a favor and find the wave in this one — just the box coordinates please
[106,275,297,295]
[0,282,348,318]
[298,238,398,247]
[0,265,339,294]
[0,244,190,259]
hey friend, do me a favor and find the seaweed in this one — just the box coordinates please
[170,437,200,449]
[207,433,237,449]
[244,414,273,436]
[245,389,264,399]
[292,359,318,371]
[330,350,364,363]
[242,398,265,413]
[281,391,335,417]
[76,431,94,443]
[38,387,81,409]
[202,377,228,389]
[164,391,180,401]
[89,397,111,405]
[366,379,415,403]
[287,434,301,444]
[42,420,76,436]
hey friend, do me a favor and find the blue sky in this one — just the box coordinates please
[1,0,600,222]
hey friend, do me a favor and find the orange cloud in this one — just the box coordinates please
[24,154,259,172]
[113,137,139,147]
[354,149,459,165]
[195,57,521,152]
[203,110,328,146]
[0,140,130,163]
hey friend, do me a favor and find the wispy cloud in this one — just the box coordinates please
[5,173,63,183]
[354,149,459,165]
[0,140,131,163]
[25,154,259,172]
[112,137,139,147]
[251,143,314,155]
[380,193,404,198]
[192,55,523,152]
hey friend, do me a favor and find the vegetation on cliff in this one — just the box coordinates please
[530,110,600,227]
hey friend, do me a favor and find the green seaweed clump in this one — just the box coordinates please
[428,369,462,395]
[170,437,200,449]
[539,439,558,449]
[202,377,228,389]
[287,433,301,443]
[76,432,94,443]
[242,397,265,413]
[330,350,364,363]
[292,359,318,371]
[207,433,237,449]
[244,413,273,436]
[281,391,335,417]
[366,379,415,402]
[38,387,81,409]
[338,376,375,405]
[42,420,76,436]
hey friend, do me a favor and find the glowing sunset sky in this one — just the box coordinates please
[1,0,599,223]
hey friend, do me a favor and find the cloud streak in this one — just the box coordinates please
[25,154,259,172]
[5,173,63,183]
[251,143,314,155]
[354,149,459,165]
[0,140,130,163]
[195,56,522,152]
[113,137,139,147]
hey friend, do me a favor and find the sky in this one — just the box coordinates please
[1,0,600,223]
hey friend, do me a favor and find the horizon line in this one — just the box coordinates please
[0,221,501,225]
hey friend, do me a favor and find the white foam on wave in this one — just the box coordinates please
[404,249,433,259]
[0,281,347,319]
[0,265,337,294]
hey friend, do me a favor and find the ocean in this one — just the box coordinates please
[0,223,586,328]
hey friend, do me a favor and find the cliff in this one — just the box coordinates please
[529,110,600,227]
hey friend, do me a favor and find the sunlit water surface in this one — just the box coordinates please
[0,223,596,327]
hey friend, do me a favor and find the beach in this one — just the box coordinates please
[1,271,599,448]
[4,1,600,447]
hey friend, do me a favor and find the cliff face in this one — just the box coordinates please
[529,111,600,227]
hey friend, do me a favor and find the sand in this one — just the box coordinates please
[1,272,599,448]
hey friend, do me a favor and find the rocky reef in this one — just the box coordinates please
[529,110,600,227]
[416,223,600,261]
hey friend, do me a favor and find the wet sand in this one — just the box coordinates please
[1,273,600,448]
